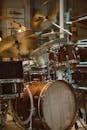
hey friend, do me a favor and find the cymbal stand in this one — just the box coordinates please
[65,55,72,83]
[27,58,33,83]
[46,51,51,81]
[77,117,87,130]
[28,116,32,130]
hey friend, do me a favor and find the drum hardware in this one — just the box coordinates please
[0,80,24,99]
[55,70,64,80]
[46,63,51,81]
[0,100,8,129]
[52,22,72,36]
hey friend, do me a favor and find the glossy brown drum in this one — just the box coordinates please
[57,44,77,68]
[11,81,77,130]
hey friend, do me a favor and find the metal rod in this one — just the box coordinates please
[52,22,72,36]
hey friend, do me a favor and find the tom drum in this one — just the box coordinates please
[57,44,77,69]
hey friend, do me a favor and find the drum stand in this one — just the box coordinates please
[47,63,51,81]
[65,55,73,83]
[0,100,8,130]
[77,117,87,130]
[28,117,32,130]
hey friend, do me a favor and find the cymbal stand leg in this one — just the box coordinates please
[47,63,51,81]
[78,117,87,130]
[28,116,32,130]
[28,60,32,83]
[66,55,72,83]
[47,52,51,80]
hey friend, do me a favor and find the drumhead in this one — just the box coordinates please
[41,80,77,130]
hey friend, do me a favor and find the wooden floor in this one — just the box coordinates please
[0,114,25,130]
[5,122,87,130]
[5,122,24,130]
[1,114,87,130]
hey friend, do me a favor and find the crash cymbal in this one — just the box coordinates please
[31,0,59,32]
[30,39,58,56]
[16,30,34,41]
[18,34,39,56]
[11,21,26,32]
[0,31,39,58]
[0,36,15,53]
[31,12,52,31]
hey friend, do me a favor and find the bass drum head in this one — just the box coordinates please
[41,80,77,130]
[11,85,33,125]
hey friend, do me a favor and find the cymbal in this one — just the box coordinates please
[0,31,39,58]
[31,0,59,32]
[11,21,26,32]
[31,12,52,31]
[30,39,58,56]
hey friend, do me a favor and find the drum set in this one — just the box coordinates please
[0,38,87,130]
[0,34,86,130]
[10,41,79,130]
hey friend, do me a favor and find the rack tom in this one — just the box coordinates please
[57,44,77,69]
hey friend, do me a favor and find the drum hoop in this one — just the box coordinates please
[38,82,52,120]
[11,85,34,125]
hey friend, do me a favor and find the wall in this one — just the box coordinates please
[1,0,30,37]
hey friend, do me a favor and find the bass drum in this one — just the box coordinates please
[11,81,77,130]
